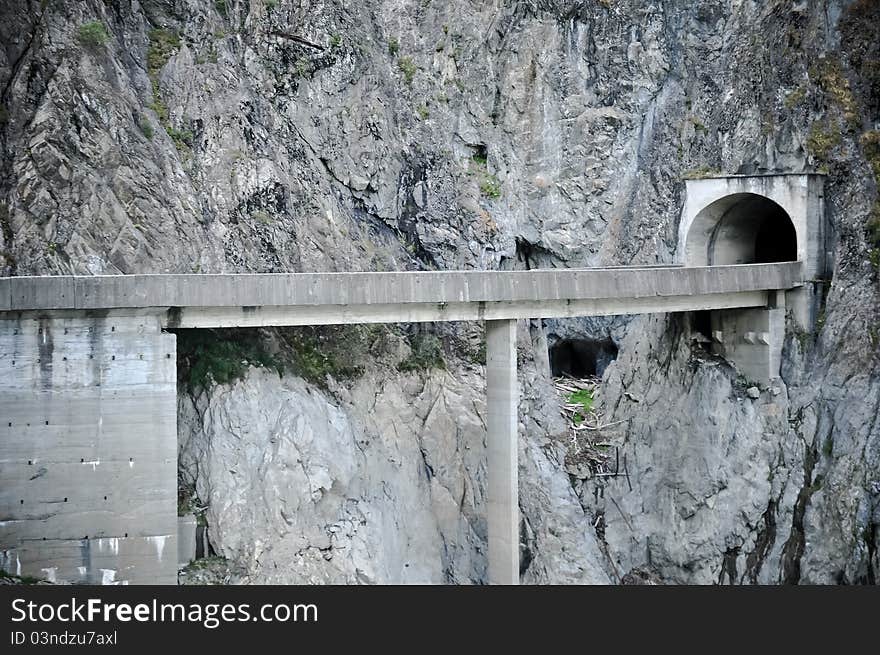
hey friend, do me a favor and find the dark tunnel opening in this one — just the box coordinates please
[549,338,619,378]
[753,205,798,263]
[707,194,799,265]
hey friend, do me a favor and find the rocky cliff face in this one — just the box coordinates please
[177,327,609,584]
[2,0,877,583]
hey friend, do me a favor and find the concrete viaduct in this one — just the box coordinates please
[0,174,826,585]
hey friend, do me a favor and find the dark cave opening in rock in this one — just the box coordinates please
[549,338,618,378]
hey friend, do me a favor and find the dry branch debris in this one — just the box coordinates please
[554,375,628,479]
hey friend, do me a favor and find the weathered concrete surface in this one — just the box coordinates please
[0,315,177,585]
[0,262,801,327]
[712,307,786,383]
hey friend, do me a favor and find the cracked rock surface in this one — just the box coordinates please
[179,344,608,584]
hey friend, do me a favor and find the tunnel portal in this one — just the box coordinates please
[674,175,828,384]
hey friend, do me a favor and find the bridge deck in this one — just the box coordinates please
[0,262,802,327]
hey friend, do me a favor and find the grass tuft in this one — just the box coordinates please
[77,21,109,49]
[398,332,445,372]
[398,56,417,84]
[567,388,594,425]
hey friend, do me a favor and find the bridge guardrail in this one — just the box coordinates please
[0,262,804,313]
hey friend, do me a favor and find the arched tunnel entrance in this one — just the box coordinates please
[549,338,618,378]
[684,193,798,266]
[681,191,797,383]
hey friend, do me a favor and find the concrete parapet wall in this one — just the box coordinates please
[0,315,177,584]
[0,263,802,314]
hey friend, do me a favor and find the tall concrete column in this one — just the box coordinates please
[485,318,519,585]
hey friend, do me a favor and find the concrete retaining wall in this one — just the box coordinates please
[0,315,177,584]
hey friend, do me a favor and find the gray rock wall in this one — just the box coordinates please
[2,0,877,583]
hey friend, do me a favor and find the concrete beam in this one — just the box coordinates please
[6,276,76,311]
[485,319,519,585]
[162,290,772,328]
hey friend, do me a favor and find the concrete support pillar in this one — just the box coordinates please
[786,281,829,332]
[485,319,519,585]
[711,304,785,383]
[0,313,177,584]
